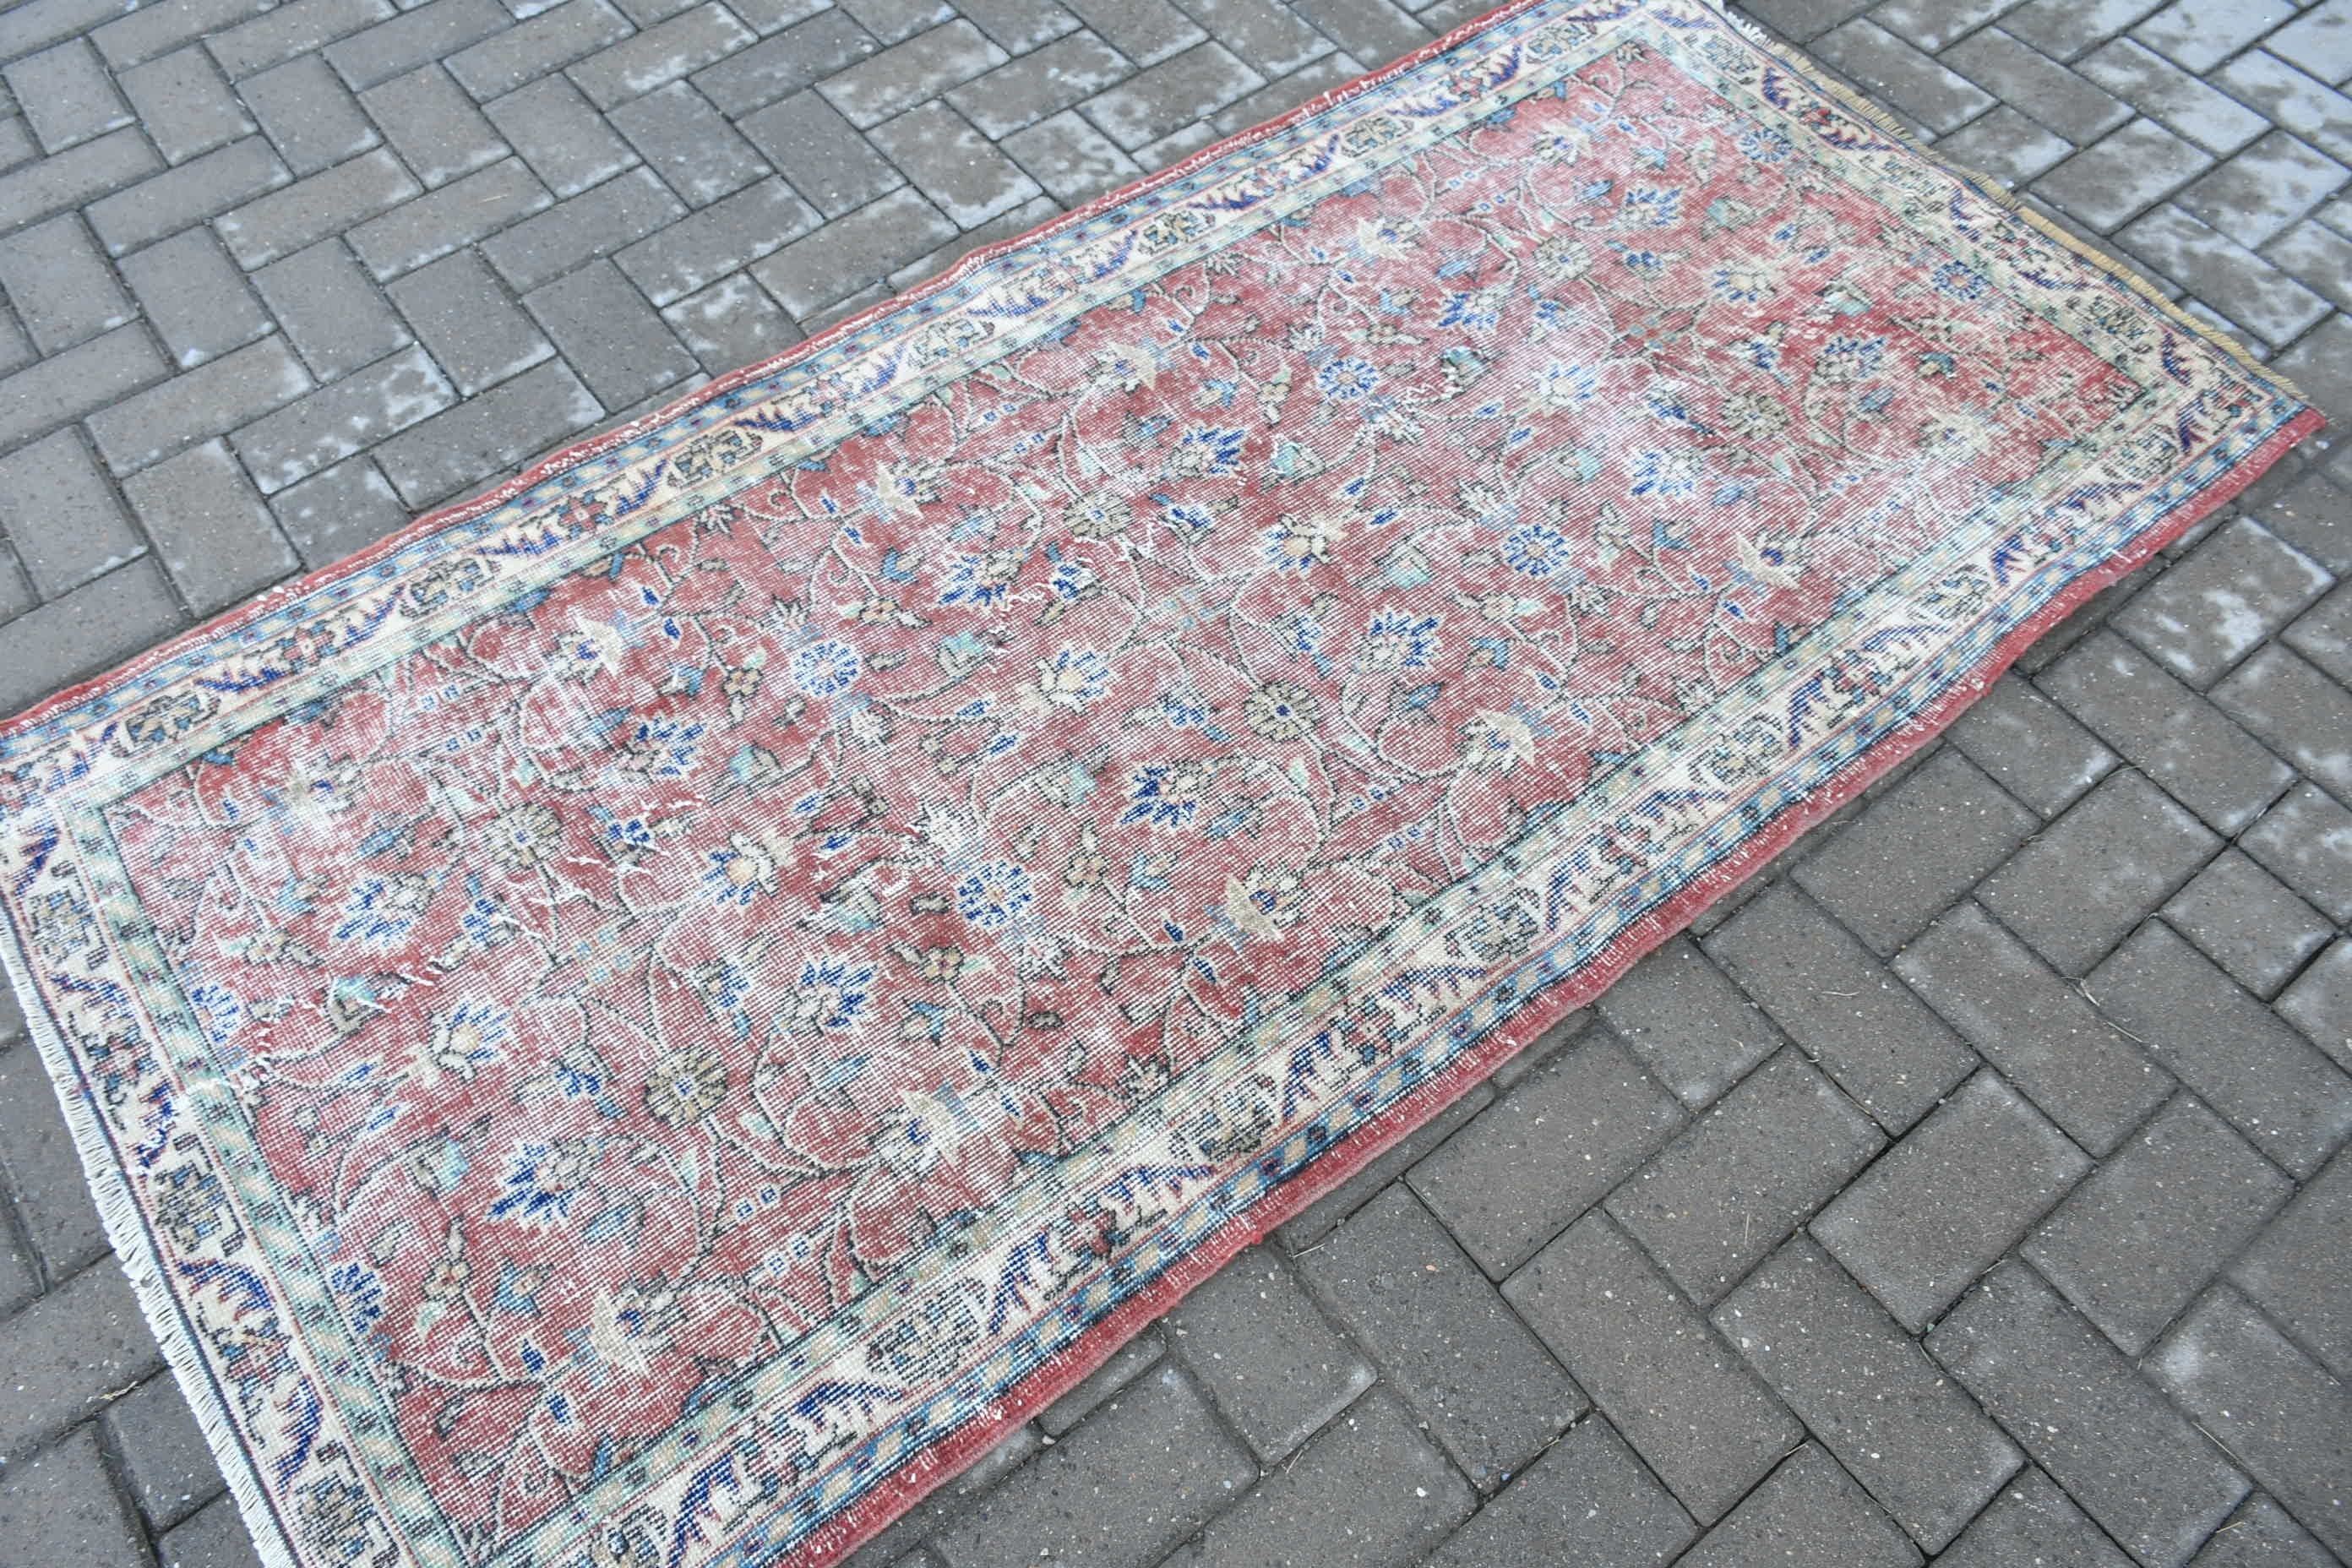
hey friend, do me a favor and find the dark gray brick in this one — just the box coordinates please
[0,1425,148,1568]
[2273,315,2352,433]
[524,258,697,406]
[206,0,395,79]
[361,64,507,188]
[374,357,602,505]
[751,184,953,315]
[1975,768,2220,975]
[215,147,421,267]
[104,1374,226,1528]
[2120,204,2333,346]
[122,438,300,613]
[815,19,1006,126]
[1505,1213,1799,1525]
[932,1363,1252,1568]
[1943,29,2128,144]
[844,0,956,46]
[1288,0,1423,67]
[447,0,636,98]
[2003,0,2165,61]
[1406,1023,1682,1277]
[569,3,758,108]
[0,1259,164,1452]
[2087,922,2352,1178]
[117,46,254,164]
[2080,40,2270,155]
[1210,52,1364,137]
[1168,0,1326,77]
[0,558,185,713]
[615,175,818,304]
[2191,1494,2338,1568]
[0,214,133,353]
[1002,108,1140,205]
[885,190,1050,289]
[1894,902,2172,1156]
[1678,1444,1922,1568]
[2230,1146,2352,1378]
[95,0,273,68]
[0,0,147,62]
[1166,1243,1370,1461]
[1424,1415,1695,1568]
[2134,0,2294,73]
[241,53,378,177]
[1948,673,2118,817]
[84,136,286,257]
[2113,517,2335,686]
[1183,1388,1471,1568]
[86,337,312,476]
[0,1042,111,1277]
[2242,781,2352,923]
[1813,1070,2089,1333]
[2026,1094,2290,1355]
[1592,935,1780,1110]
[483,74,640,198]
[869,101,1043,227]
[389,248,549,396]
[1926,106,2075,188]
[2285,579,2352,683]
[2149,1288,2350,1560]
[1717,1237,2020,1552]
[1037,1326,1162,1437]
[2216,645,2352,803]
[689,8,880,116]
[2041,632,2294,833]
[1298,1186,1582,1490]
[1792,749,2037,954]
[0,130,163,242]
[345,157,554,278]
[233,343,457,492]
[1081,41,1260,149]
[270,455,411,568]
[2037,118,2213,231]
[1274,1079,1493,1251]
[119,226,273,368]
[959,0,1081,52]
[1608,1050,1883,1307]
[660,270,801,373]
[1704,885,1976,1133]
[1930,1260,2246,1567]
[253,238,410,377]
[2178,133,2351,250]
[1059,0,1202,63]
[324,0,513,90]
[0,327,167,454]
[479,165,685,289]
[612,79,769,204]
[1939,1468,2137,1568]
[7,40,132,154]
[0,430,144,601]
[157,1496,265,1568]
[947,30,1130,139]
[2215,52,2352,166]
[2278,939,2350,1070]
[1869,0,2023,49]
[2164,850,2333,998]
[739,90,902,216]
[1810,19,1994,133]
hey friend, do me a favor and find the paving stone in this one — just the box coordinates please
[2240,781,2352,924]
[323,0,511,90]
[0,1259,165,1452]
[615,175,819,304]
[932,1363,1253,1568]
[121,438,300,614]
[2268,0,2352,84]
[1793,749,2037,954]
[1942,29,2127,144]
[2229,1146,2352,1378]
[0,128,162,245]
[1503,1213,1799,1525]
[374,356,602,505]
[0,0,137,64]
[237,342,455,494]
[2270,314,2352,429]
[1266,1090,1494,1260]
[2275,213,2352,311]
[525,257,698,407]
[868,100,1043,228]
[841,0,955,46]
[1937,1467,2138,1568]
[215,146,420,268]
[2177,133,2352,251]
[2136,0,2296,73]
[1289,0,1424,67]
[6,39,132,155]
[612,79,770,205]
[447,0,637,97]
[958,0,1082,52]
[120,47,253,168]
[1037,1326,1162,1436]
[1181,1387,1471,1568]
[1298,1185,1582,1490]
[119,227,273,368]
[480,164,686,289]
[1172,0,1326,77]
[206,0,395,79]
[0,215,133,355]
[252,238,407,378]
[2278,939,2351,1070]
[87,338,313,481]
[241,53,378,177]
[2213,645,2352,802]
[1930,1260,2247,1567]
[483,74,640,198]
[1812,1070,2089,1333]
[347,156,556,277]
[738,90,901,215]
[690,8,880,115]
[2038,118,2213,231]
[1432,1416,1697,1566]
[1608,1050,1883,1307]
[2040,632,2294,833]
[1736,0,1872,40]
[752,184,954,314]
[2191,1494,2338,1568]
[1590,935,1781,1110]
[384,251,546,400]
[2149,1288,2350,1560]
[84,136,287,256]
[574,7,762,109]
[360,63,506,188]
[2081,40,2271,158]
[0,326,168,455]
[2114,518,2336,687]
[814,18,1005,126]
[2087,922,2352,1178]
[2285,581,2352,688]
[1002,107,1141,205]
[1894,902,2173,1157]
[2119,204,2333,345]
[1715,1237,2020,1552]
[0,427,149,603]
[0,1424,148,1568]
[1704,885,1976,1133]
[657,271,803,380]
[2023,1093,2289,1358]
[2164,850,2333,998]
[946,30,1130,139]
[1082,40,1260,149]
[1162,1243,1371,1462]
[1209,52,1365,136]
[2214,51,2352,166]
[1405,1023,1681,1277]
[158,1495,265,1568]
[1975,768,2220,975]
[0,1042,112,1277]
[2002,0,2166,62]
[1947,672,2119,816]
[1934,106,2077,188]
[103,1373,226,1529]
[1862,0,2016,48]
[1676,1443,1922,1568]
[270,455,411,569]
[1059,0,1203,63]
[0,555,190,711]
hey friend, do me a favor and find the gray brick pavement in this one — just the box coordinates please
[0,0,2343,1562]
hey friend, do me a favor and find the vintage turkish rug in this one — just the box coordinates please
[0,0,2319,1563]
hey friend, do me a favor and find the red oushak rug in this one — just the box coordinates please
[0,1,2321,1564]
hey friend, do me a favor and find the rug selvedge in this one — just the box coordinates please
[0,0,2317,1564]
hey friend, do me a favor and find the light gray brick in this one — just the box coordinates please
[7,39,133,153]
[215,147,421,268]
[1288,0,1424,67]
[0,0,152,62]
[2273,313,2352,429]
[2191,1494,2338,1568]
[253,237,411,377]
[815,19,1008,126]
[240,53,378,177]
[2003,0,2166,60]
[479,164,685,289]
[0,430,147,600]
[959,0,1082,52]
[1209,51,1364,135]
[1925,105,2076,188]
[1424,1417,1696,1568]
[2134,0,2296,72]
[689,8,881,115]
[446,0,636,97]
[1274,1078,1494,1251]
[738,90,904,215]
[0,214,133,353]
[95,0,272,68]
[525,258,696,406]
[117,46,254,164]
[361,64,508,188]
[1002,107,1140,205]
[483,74,640,196]
[2214,642,2352,800]
[2178,133,2351,249]
[1165,1244,1371,1461]
[1170,0,1326,75]
[1810,20,1995,133]
[0,1259,165,1453]
[1948,672,2118,815]
[0,326,169,453]
[119,226,273,368]
[844,0,956,44]
[1059,0,1203,63]
[270,455,412,568]
[0,1039,112,1275]
[0,558,185,711]
[375,357,602,505]
[2271,218,2352,309]
[1794,749,2037,953]
[2268,0,2352,84]
[948,30,1130,138]
[1592,935,1780,1109]
[121,437,299,612]
[1678,1445,1923,1568]
[610,79,770,204]
[1870,0,2024,50]
[613,174,818,303]
[0,129,163,242]
[2038,117,2215,231]
[323,0,514,89]
[2215,51,2352,165]
[231,344,456,493]
[205,0,394,78]
[751,183,953,314]
[1037,1328,1162,1437]
[158,1496,266,1568]
[1082,40,1261,148]
[83,135,286,256]
[569,3,758,107]
[345,156,554,277]
[86,336,313,475]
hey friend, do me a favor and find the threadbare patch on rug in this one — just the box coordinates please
[0,1,2317,1564]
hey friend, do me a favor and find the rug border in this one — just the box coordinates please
[0,0,2322,1563]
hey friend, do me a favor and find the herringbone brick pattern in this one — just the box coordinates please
[0,0,2345,1563]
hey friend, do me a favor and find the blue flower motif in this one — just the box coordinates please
[956,859,1037,928]
[1623,187,1682,226]
[488,1140,596,1228]
[1933,261,1988,299]
[188,983,242,1046]
[1364,609,1441,669]
[1170,425,1246,476]
[795,956,875,1030]
[1631,449,1702,498]
[1506,523,1572,578]
[623,716,704,776]
[790,638,862,698]
[1737,126,1792,162]
[1317,358,1381,401]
